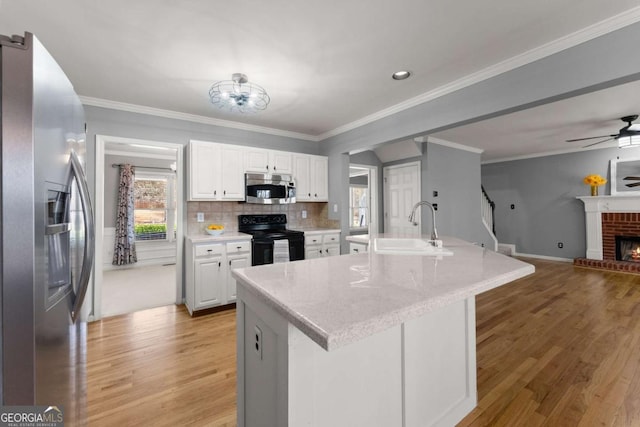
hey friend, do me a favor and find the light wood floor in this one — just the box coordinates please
[87,259,640,426]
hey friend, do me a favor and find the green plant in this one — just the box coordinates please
[134,223,167,234]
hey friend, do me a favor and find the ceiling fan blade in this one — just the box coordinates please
[583,137,614,148]
[623,176,640,181]
[625,182,640,188]
[566,134,617,142]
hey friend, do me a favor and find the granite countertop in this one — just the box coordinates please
[295,228,341,234]
[187,232,252,243]
[232,235,534,351]
[345,234,370,244]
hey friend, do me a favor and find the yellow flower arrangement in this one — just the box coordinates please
[583,174,607,186]
[583,174,607,196]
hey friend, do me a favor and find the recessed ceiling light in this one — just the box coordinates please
[392,70,411,80]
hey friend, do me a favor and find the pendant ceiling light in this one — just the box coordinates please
[209,73,270,113]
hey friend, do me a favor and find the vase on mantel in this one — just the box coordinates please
[591,185,598,196]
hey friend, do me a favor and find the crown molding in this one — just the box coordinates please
[481,142,617,164]
[427,137,484,154]
[80,96,319,142]
[317,7,640,141]
[81,8,640,144]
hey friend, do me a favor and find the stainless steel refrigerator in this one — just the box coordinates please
[0,32,95,424]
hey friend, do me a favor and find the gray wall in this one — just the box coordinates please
[320,21,640,227]
[382,143,493,248]
[84,106,321,208]
[481,147,640,258]
[423,143,492,247]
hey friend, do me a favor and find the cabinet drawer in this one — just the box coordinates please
[195,244,223,257]
[226,240,251,254]
[322,234,340,245]
[306,235,322,246]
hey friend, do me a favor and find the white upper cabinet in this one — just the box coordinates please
[187,140,245,201]
[188,141,220,200]
[293,154,328,202]
[219,144,245,200]
[188,140,327,202]
[244,148,293,174]
[311,155,328,201]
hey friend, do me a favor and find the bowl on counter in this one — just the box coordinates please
[205,225,225,236]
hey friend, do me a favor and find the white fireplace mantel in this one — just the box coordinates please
[577,195,640,260]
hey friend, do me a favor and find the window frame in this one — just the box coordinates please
[133,170,177,243]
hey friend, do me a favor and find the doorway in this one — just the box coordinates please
[348,164,378,235]
[93,135,184,320]
[383,161,421,235]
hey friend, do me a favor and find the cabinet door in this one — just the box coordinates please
[194,256,224,309]
[324,245,340,257]
[271,151,292,174]
[189,141,220,200]
[311,155,329,201]
[293,154,311,201]
[227,254,249,302]
[245,148,270,173]
[221,145,245,200]
[305,247,323,260]
[349,243,368,254]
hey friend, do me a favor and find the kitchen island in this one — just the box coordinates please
[232,236,534,427]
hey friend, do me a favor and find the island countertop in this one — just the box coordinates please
[232,236,534,351]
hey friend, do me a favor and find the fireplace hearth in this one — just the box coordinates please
[616,236,640,262]
[575,196,640,274]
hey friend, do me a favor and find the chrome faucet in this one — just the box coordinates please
[408,201,439,241]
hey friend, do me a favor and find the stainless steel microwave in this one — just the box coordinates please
[245,173,296,204]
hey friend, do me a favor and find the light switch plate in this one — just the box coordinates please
[302,210,307,219]
[196,212,204,222]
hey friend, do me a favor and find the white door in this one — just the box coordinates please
[383,162,421,236]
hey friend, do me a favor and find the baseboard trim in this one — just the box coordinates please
[514,252,574,263]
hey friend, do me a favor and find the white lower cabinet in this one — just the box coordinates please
[225,241,251,303]
[194,253,224,309]
[349,242,369,254]
[186,238,251,314]
[305,231,340,259]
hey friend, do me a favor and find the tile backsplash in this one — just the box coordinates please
[187,202,340,236]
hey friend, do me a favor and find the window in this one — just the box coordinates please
[134,171,176,242]
[349,186,368,229]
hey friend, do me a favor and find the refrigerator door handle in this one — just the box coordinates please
[69,150,95,323]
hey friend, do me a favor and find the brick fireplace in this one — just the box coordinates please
[574,196,640,273]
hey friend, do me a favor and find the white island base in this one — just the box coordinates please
[237,287,477,427]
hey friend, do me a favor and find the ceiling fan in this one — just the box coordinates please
[566,115,640,148]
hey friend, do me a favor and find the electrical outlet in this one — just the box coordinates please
[510,204,515,210]
[432,203,438,211]
[433,190,438,197]
[558,242,564,249]
[302,210,307,219]
[254,325,263,360]
[196,212,204,222]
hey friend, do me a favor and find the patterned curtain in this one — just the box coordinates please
[112,164,137,265]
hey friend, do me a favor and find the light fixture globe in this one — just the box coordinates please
[209,73,270,113]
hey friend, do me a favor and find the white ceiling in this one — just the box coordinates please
[2,1,640,161]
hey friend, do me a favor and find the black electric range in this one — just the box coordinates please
[238,214,305,265]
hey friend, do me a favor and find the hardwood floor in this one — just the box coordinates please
[87,306,237,426]
[87,259,640,426]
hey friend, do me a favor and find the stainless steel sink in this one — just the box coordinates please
[373,238,453,256]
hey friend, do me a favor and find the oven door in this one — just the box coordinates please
[251,236,304,266]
